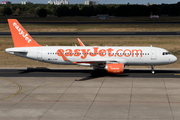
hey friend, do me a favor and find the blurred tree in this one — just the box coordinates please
[107,5,116,16]
[1,3,180,17]
[0,7,3,15]
[80,5,94,16]
[29,7,36,15]
[149,5,161,16]
[94,5,108,14]
[37,8,47,17]
[70,5,79,16]
[168,5,180,16]
[3,6,12,15]
[15,8,22,15]
[56,5,70,17]
[161,3,169,15]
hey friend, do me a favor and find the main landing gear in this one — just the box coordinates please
[151,65,155,74]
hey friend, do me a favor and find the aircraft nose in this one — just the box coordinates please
[172,55,177,63]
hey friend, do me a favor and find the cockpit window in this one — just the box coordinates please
[162,52,171,55]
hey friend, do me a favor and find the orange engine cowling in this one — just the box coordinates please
[105,63,124,74]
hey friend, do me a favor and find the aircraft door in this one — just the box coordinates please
[37,48,43,61]
[151,49,157,60]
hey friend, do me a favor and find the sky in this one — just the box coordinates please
[11,0,180,4]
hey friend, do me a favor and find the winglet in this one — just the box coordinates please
[58,50,71,62]
[77,38,85,46]
[8,19,42,47]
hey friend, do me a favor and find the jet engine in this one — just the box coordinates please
[105,63,124,74]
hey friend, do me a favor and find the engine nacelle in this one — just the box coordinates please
[105,63,124,74]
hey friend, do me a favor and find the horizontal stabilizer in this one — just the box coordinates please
[5,49,28,53]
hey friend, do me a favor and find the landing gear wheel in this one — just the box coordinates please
[151,65,155,74]
[152,70,155,74]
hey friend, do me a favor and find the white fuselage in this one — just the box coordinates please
[5,46,177,66]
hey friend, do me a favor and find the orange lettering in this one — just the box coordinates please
[65,49,73,56]
[89,47,99,57]
[57,49,64,56]
[74,49,80,56]
[81,49,90,59]
[132,49,142,57]
[124,49,131,57]
[99,49,106,57]
[116,49,123,57]
[107,48,114,57]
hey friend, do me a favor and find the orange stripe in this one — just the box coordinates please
[59,50,68,61]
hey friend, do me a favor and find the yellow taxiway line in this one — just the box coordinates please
[174,74,180,75]
[0,78,64,101]
[0,78,22,101]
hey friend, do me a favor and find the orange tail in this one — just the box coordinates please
[8,19,42,47]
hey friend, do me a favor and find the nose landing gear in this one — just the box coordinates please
[151,65,155,74]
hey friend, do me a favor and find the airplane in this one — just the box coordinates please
[5,19,177,76]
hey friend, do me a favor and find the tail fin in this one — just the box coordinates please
[8,19,41,47]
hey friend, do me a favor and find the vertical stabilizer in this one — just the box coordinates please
[8,19,41,47]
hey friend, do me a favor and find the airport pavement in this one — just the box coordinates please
[0,67,179,78]
[0,68,180,120]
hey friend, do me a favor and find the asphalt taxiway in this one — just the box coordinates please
[0,67,180,120]
[0,67,179,78]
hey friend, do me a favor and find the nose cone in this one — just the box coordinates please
[172,55,177,63]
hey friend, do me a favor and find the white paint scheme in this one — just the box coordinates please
[5,19,177,74]
[5,46,177,66]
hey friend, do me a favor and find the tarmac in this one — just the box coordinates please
[0,67,180,120]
